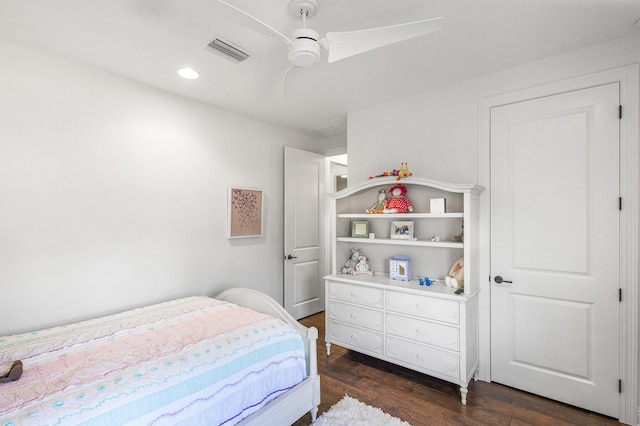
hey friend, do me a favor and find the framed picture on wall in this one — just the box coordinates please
[390,221,414,239]
[228,187,264,238]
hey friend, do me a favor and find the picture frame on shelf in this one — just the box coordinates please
[351,220,370,238]
[390,221,414,239]
[227,187,264,239]
[430,198,446,214]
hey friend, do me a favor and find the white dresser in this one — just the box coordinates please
[324,177,483,404]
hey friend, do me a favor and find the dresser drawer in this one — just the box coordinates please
[386,336,459,380]
[386,313,459,351]
[386,291,460,325]
[328,301,384,331]
[327,281,384,308]
[328,321,384,355]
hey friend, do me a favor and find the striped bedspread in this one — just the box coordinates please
[0,296,307,425]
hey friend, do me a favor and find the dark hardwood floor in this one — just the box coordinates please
[292,312,619,426]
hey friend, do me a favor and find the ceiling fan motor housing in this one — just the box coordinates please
[288,28,321,67]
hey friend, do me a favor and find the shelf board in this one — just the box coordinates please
[338,212,463,219]
[337,237,463,248]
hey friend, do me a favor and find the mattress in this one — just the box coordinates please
[0,296,307,425]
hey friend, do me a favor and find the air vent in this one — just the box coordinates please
[206,38,250,63]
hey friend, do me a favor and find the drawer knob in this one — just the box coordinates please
[416,304,422,309]
[350,292,357,298]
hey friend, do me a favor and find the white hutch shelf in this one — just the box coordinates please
[324,176,483,405]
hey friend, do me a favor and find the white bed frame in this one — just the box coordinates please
[215,288,320,425]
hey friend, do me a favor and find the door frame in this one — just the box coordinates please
[478,64,638,424]
[325,155,348,280]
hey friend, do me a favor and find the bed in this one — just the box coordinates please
[0,288,320,425]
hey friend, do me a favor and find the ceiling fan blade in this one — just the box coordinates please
[217,0,294,46]
[322,17,443,63]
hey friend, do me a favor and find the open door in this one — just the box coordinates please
[284,147,326,319]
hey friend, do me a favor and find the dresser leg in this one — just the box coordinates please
[460,386,468,405]
[326,342,331,356]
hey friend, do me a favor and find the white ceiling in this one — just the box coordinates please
[1,0,639,138]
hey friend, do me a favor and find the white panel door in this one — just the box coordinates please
[490,83,620,417]
[284,147,325,319]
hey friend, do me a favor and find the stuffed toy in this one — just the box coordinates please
[369,169,399,179]
[353,255,374,276]
[366,189,387,214]
[452,220,464,242]
[368,162,412,180]
[397,162,412,180]
[341,248,362,274]
[445,257,464,289]
[383,184,413,214]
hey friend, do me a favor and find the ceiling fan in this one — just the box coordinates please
[217,0,444,68]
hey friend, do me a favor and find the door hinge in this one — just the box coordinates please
[619,288,622,302]
[619,197,622,211]
[619,379,622,393]
[619,105,622,119]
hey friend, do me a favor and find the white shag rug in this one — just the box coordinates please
[314,395,412,426]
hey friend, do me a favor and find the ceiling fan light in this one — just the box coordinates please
[177,67,200,79]
[288,40,321,67]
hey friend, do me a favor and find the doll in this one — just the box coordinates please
[366,190,387,214]
[383,184,413,214]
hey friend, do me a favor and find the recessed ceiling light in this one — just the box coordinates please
[177,67,200,80]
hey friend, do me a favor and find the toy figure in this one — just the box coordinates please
[419,277,435,286]
[452,220,464,242]
[369,169,399,179]
[383,184,413,214]
[341,248,362,274]
[368,162,412,180]
[353,255,374,276]
[366,189,387,214]
[341,248,375,275]
[397,162,412,180]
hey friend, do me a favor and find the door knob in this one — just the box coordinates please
[494,276,512,284]
[285,254,297,260]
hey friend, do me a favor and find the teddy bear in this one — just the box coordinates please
[444,257,464,289]
[341,248,362,274]
[383,184,413,214]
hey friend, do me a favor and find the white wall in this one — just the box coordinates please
[0,38,321,334]
[347,33,640,424]
[348,33,640,184]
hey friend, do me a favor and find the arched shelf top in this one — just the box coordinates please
[329,176,484,199]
